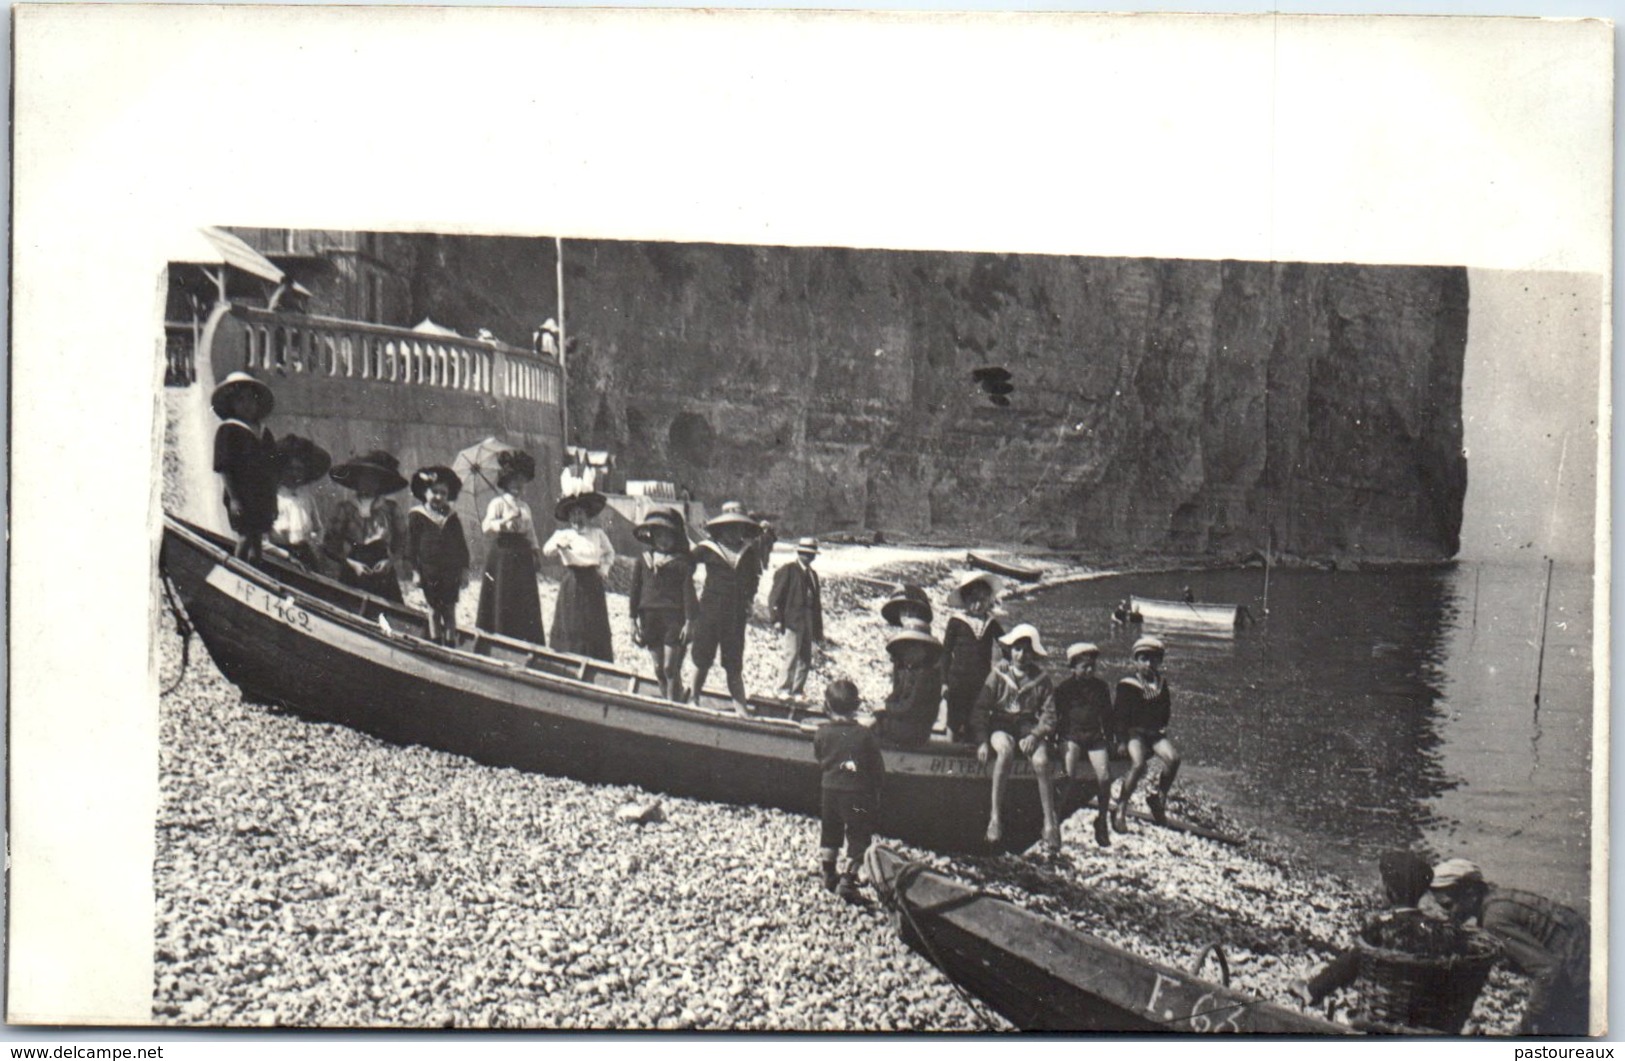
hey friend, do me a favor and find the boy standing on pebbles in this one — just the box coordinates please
[813,679,884,905]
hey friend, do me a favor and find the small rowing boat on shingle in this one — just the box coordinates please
[967,551,1044,583]
[158,513,1090,854]
[865,845,1351,1034]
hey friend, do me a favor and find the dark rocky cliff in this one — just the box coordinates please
[410,237,1468,560]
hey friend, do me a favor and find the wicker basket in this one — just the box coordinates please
[1353,932,1502,1034]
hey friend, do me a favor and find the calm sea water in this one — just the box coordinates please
[1016,561,1595,914]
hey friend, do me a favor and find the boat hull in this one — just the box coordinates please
[866,846,1350,1034]
[967,551,1043,583]
[1130,595,1240,631]
[159,516,1087,853]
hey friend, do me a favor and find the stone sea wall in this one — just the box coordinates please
[412,238,1468,560]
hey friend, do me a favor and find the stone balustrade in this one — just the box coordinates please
[229,306,559,405]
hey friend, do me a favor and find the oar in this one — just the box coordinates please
[1123,808,1244,846]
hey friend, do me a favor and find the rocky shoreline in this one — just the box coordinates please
[151,543,1530,1032]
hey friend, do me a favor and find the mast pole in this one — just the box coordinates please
[556,236,569,452]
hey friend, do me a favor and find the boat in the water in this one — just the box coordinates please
[158,514,1093,853]
[865,845,1350,1034]
[1130,594,1245,631]
[967,551,1043,583]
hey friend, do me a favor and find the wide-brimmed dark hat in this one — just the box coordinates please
[634,507,687,546]
[880,584,934,627]
[705,510,763,537]
[330,450,408,494]
[496,448,537,484]
[555,490,607,522]
[887,617,943,661]
[274,435,331,486]
[411,465,463,502]
[210,371,274,421]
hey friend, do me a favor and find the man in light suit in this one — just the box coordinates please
[769,537,823,701]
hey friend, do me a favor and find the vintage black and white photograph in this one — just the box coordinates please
[8,4,1611,1040]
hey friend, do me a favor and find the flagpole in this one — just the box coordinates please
[556,236,569,453]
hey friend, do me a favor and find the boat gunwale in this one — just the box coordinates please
[162,513,988,764]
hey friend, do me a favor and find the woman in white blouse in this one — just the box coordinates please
[543,490,616,661]
[475,449,546,645]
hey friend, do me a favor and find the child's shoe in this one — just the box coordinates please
[1094,814,1111,848]
[836,873,870,906]
[820,861,839,893]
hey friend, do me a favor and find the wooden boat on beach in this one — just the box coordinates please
[967,551,1043,583]
[158,514,1091,854]
[1131,594,1245,631]
[865,845,1351,1034]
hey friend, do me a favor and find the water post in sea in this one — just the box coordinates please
[1533,556,1555,712]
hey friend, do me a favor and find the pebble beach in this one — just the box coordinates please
[152,539,1532,1032]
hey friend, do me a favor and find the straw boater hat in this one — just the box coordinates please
[634,507,687,547]
[1066,642,1100,666]
[555,490,607,522]
[998,623,1048,658]
[946,571,1005,610]
[887,616,943,661]
[330,450,408,494]
[795,537,819,556]
[274,435,331,486]
[880,584,934,627]
[1131,636,1166,659]
[210,371,275,421]
[411,466,463,502]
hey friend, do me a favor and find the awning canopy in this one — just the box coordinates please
[166,227,287,284]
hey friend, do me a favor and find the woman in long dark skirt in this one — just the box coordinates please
[543,490,616,660]
[476,449,546,645]
[325,450,409,602]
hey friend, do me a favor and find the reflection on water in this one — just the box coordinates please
[1016,562,1593,913]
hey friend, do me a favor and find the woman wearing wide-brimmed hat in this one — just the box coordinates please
[267,434,330,571]
[542,490,616,661]
[1111,636,1180,833]
[404,466,471,647]
[940,572,1006,743]
[211,371,279,561]
[971,623,1061,850]
[324,449,409,602]
[476,449,546,646]
[874,617,943,748]
[688,506,762,714]
[629,507,696,700]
